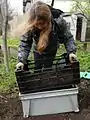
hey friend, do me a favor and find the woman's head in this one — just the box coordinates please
[28,1,52,53]
[11,1,52,35]
[29,1,51,30]
[11,1,52,53]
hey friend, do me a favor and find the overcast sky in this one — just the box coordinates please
[9,0,73,14]
[9,0,23,14]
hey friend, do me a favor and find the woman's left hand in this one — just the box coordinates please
[69,53,77,63]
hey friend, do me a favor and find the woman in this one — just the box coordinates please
[16,1,77,70]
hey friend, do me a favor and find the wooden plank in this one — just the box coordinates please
[85,20,90,42]
[87,43,90,52]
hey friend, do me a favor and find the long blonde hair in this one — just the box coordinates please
[11,1,52,53]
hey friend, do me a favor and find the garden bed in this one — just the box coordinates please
[0,79,90,120]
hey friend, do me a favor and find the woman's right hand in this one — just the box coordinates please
[16,62,24,70]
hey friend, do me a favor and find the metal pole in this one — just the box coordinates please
[51,0,55,7]
[23,0,26,13]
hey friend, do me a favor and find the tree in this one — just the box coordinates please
[1,0,9,71]
[0,1,14,35]
[70,0,90,17]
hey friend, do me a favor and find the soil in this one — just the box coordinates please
[0,79,90,120]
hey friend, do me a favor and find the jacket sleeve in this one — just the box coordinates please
[18,31,33,64]
[55,16,77,54]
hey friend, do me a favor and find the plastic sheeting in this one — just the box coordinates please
[80,72,90,79]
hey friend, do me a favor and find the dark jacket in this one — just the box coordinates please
[18,15,76,64]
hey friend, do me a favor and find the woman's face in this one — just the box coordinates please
[34,20,48,30]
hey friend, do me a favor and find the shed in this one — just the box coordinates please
[85,19,90,42]
[63,13,90,42]
[75,13,89,42]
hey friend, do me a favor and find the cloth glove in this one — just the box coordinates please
[69,53,77,63]
[16,62,24,70]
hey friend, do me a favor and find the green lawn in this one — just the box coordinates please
[0,37,19,48]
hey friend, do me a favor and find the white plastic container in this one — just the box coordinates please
[19,86,79,118]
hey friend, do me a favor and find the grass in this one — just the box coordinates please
[57,42,90,72]
[0,41,90,93]
[0,57,18,93]
[76,42,90,71]
[0,37,19,48]
[77,50,90,71]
